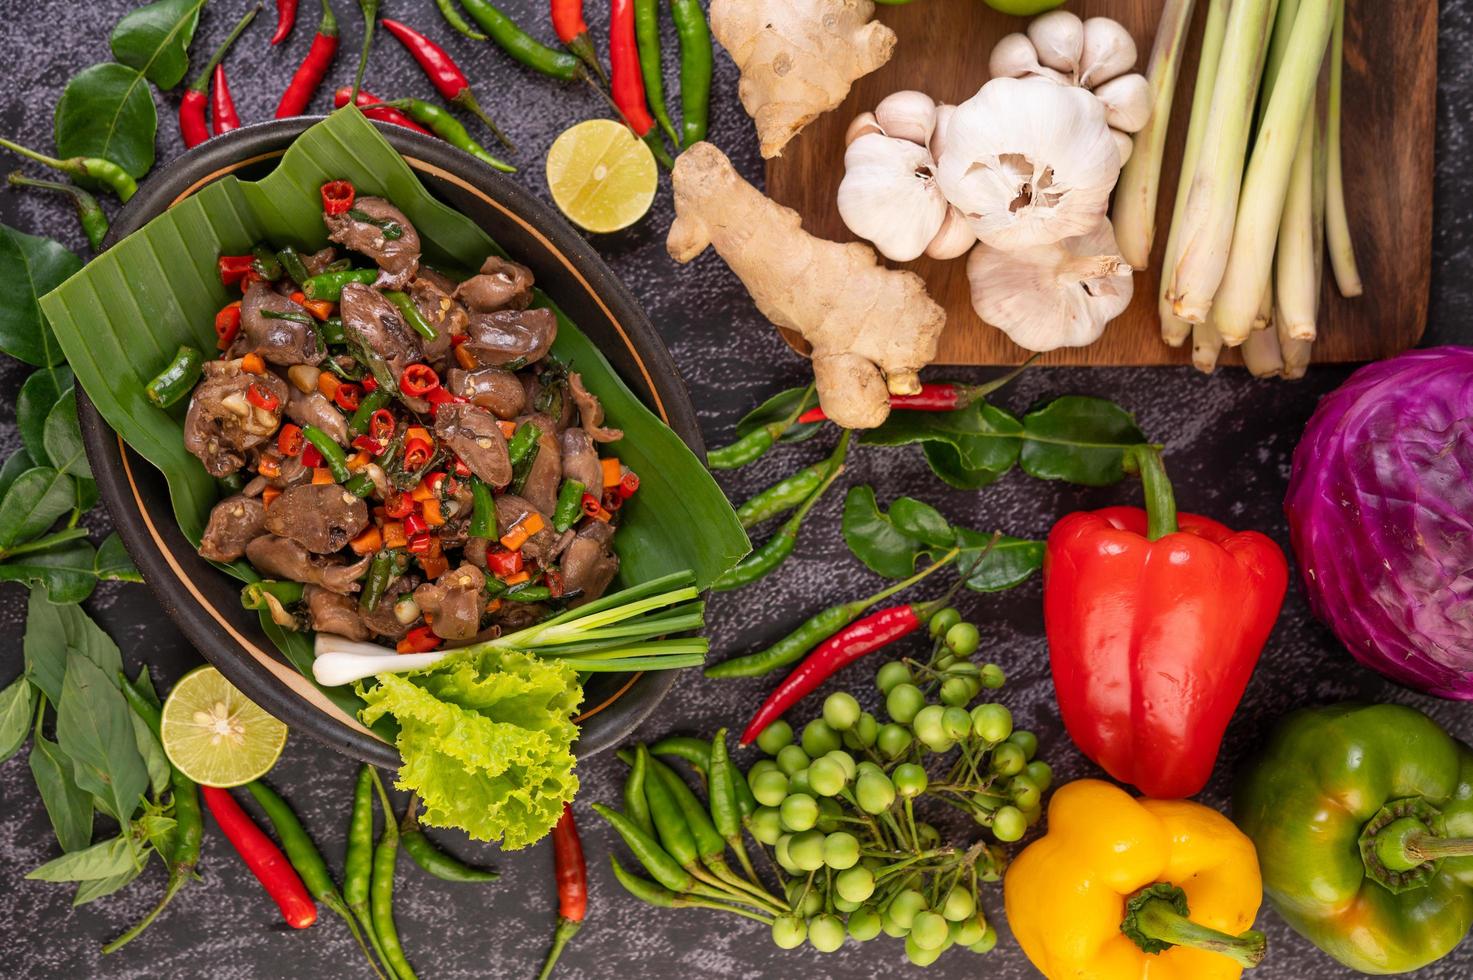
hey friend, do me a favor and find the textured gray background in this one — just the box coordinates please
[1,1,1470,977]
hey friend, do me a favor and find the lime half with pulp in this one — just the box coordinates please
[161,666,287,787]
[546,119,658,234]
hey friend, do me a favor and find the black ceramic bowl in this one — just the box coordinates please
[77,118,701,767]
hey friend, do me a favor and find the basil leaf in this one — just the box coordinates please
[130,711,171,797]
[131,665,160,707]
[43,389,92,480]
[888,497,954,548]
[26,834,136,882]
[24,589,124,705]
[0,674,33,762]
[0,449,35,501]
[735,386,824,445]
[109,0,206,89]
[95,532,143,583]
[75,476,100,516]
[74,860,145,906]
[30,730,95,852]
[1019,395,1148,487]
[55,652,149,823]
[0,226,81,367]
[841,485,926,579]
[937,528,1045,593]
[53,63,158,181]
[0,541,100,604]
[0,467,76,549]
[862,401,1024,490]
[16,366,74,468]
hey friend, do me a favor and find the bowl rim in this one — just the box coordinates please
[77,116,703,766]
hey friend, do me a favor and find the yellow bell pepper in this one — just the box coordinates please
[1004,780,1267,980]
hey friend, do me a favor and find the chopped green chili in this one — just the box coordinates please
[554,479,585,532]
[384,290,438,341]
[146,346,204,409]
[469,477,498,539]
[303,268,378,301]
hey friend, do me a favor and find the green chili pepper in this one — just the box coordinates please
[637,746,702,869]
[648,756,726,863]
[458,0,583,81]
[712,434,848,591]
[505,584,553,602]
[320,316,347,346]
[400,796,499,883]
[669,0,713,147]
[7,171,108,251]
[303,424,353,482]
[706,427,776,471]
[241,579,307,613]
[276,247,312,286]
[609,853,679,908]
[218,472,246,494]
[345,472,378,498]
[344,767,389,971]
[469,477,498,539]
[383,290,438,341]
[736,462,829,529]
[553,479,586,533]
[348,386,393,438]
[375,98,516,174]
[632,0,680,147]
[706,730,741,839]
[360,549,403,613]
[324,257,354,274]
[0,137,137,201]
[650,736,711,774]
[434,0,488,39]
[252,244,284,281]
[623,746,656,838]
[303,268,378,301]
[368,769,419,980]
[507,422,540,465]
[145,346,204,409]
[591,803,693,894]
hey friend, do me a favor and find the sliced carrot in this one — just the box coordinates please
[419,554,450,580]
[318,373,341,401]
[410,481,436,503]
[261,486,282,508]
[502,570,530,587]
[240,352,267,375]
[601,457,623,489]
[421,497,445,526]
[291,290,336,321]
[346,450,371,471]
[257,455,282,479]
[485,598,502,614]
[521,512,545,536]
[349,526,382,556]
[454,345,479,371]
[406,426,432,446]
[311,467,335,485]
[382,522,408,549]
[497,420,517,439]
[499,525,530,552]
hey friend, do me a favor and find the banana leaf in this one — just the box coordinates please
[39,106,748,716]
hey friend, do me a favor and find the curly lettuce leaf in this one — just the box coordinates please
[359,649,582,849]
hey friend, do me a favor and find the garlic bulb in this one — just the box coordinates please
[967,219,1134,352]
[838,133,949,262]
[1028,10,1084,79]
[937,77,1121,251]
[926,206,978,260]
[846,112,884,147]
[874,90,937,147]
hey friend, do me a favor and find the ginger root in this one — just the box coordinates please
[668,143,945,430]
[711,0,897,159]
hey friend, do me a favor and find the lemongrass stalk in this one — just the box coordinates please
[1281,88,1330,380]
[1255,279,1275,332]
[1113,0,1197,267]
[1211,0,1337,344]
[1325,0,1362,296]
[1275,111,1318,340]
[1258,0,1303,126]
[1279,315,1312,378]
[1166,0,1278,324]
[1192,316,1224,374]
[1242,294,1285,377]
[1160,0,1232,346]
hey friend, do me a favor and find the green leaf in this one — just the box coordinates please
[53,63,158,181]
[0,674,33,762]
[735,386,823,445]
[16,366,75,468]
[934,528,1044,593]
[109,0,206,89]
[841,485,928,579]
[27,834,136,882]
[862,400,1025,490]
[75,476,99,516]
[0,541,101,604]
[888,497,954,548]
[0,467,76,550]
[1019,396,1149,487]
[0,449,35,500]
[55,652,149,822]
[130,711,170,797]
[30,730,95,852]
[131,665,160,707]
[42,389,92,480]
[74,860,145,906]
[95,532,143,583]
[24,588,124,705]
[0,225,81,367]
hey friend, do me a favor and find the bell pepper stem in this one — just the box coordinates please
[1122,884,1266,968]
[1407,834,1473,861]
[1129,445,1179,540]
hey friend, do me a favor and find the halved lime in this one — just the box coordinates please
[546,119,658,234]
[161,666,287,787]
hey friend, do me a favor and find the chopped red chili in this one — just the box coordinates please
[407,532,433,556]
[487,549,523,578]
[277,423,305,457]
[384,492,416,519]
[370,410,396,442]
[546,569,565,597]
[403,512,428,538]
[403,438,433,470]
[452,457,471,479]
[602,490,624,513]
[351,435,383,455]
[396,624,440,654]
[424,385,457,411]
[581,493,612,522]
[619,470,640,499]
[215,303,243,350]
[300,443,324,468]
[218,254,255,287]
[400,363,441,397]
[321,180,355,216]
[361,375,378,393]
[333,382,362,411]
[246,383,280,412]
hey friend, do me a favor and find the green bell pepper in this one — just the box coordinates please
[1234,703,1473,975]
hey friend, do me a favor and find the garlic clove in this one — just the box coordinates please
[846,112,884,147]
[1093,73,1152,133]
[966,219,1134,353]
[937,77,1121,252]
[1078,17,1138,89]
[874,90,938,146]
[1112,128,1135,167]
[1027,10,1085,80]
[926,206,978,260]
[930,104,956,163]
[988,33,1069,84]
[838,133,949,263]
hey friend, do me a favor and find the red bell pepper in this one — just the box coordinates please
[1043,447,1288,799]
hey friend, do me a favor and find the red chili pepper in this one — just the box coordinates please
[424,385,457,412]
[179,6,259,149]
[546,569,565,597]
[798,384,968,425]
[400,364,440,397]
[406,532,433,556]
[601,489,623,513]
[246,383,281,412]
[361,374,378,393]
[580,493,612,523]
[550,0,606,83]
[301,443,324,468]
[218,254,255,287]
[215,303,243,350]
[452,457,471,479]
[276,0,339,118]
[608,0,656,139]
[277,423,305,457]
[332,86,433,136]
[403,438,433,471]
[320,179,355,215]
[618,470,639,499]
[384,492,416,519]
[272,0,298,44]
[210,64,242,136]
[538,804,587,980]
[201,786,317,929]
[487,549,523,578]
[369,409,396,441]
[379,19,511,149]
[351,434,382,454]
[334,382,363,411]
[402,512,428,538]
[396,624,440,653]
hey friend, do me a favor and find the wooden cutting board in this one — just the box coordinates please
[764,0,1436,367]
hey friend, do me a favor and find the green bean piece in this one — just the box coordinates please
[623,747,656,838]
[303,424,352,482]
[320,316,347,346]
[553,478,585,532]
[469,477,498,539]
[650,736,711,774]
[458,0,583,81]
[0,137,137,201]
[145,346,204,409]
[381,98,516,173]
[670,0,714,147]
[369,770,419,980]
[590,803,693,894]
[384,290,438,341]
[434,0,488,39]
[736,463,828,529]
[507,422,541,465]
[348,386,393,438]
[360,550,402,613]
[632,0,680,147]
[400,797,499,883]
[302,268,378,301]
[252,244,284,281]
[6,171,109,251]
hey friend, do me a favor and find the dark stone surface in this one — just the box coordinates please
[0,1,1469,977]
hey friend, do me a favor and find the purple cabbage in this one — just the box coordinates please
[1285,347,1473,699]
